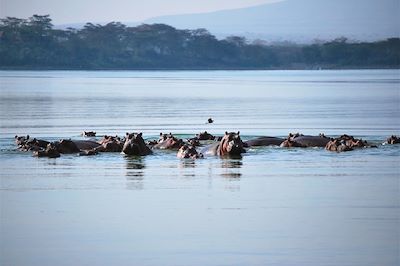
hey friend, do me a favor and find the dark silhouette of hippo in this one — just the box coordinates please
[53,139,100,154]
[280,133,330,148]
[177,145,203,159]
[207,118,214,124]
[386,135,400,144]
[33,143,61,158]
[15,135,30,146]
[201,131,246,156]
[152,133,184,150]
[195,131,216,141]
[53,139,80,153]
[122,132,152,156]
[244,136,284,147]
[96,135,124,152]
[82,131,96,137]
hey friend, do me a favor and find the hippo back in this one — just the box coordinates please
[292,135,330,147]
[245,136,284,147]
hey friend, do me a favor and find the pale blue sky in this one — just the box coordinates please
[1,0,280,24]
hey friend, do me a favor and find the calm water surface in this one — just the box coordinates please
[0,70,399,266]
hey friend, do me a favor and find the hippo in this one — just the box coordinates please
[177,145,203,159]
[244,136,284,147]
[122,132,152,156]
[325,135,376,152]
[152,133,184,150]
[53,139,80,153]
[146,132,172,146]
[82,131,96,137]
[33,143,61,158]
[15,135,50,152]
[325,138,353,152]
[385,135,400,144]
[195,131,216,141]
[187,138,201,147]
[280,134,330,148]
[201,131,246,156]
[96,135,124,152]
[15,135,30,146]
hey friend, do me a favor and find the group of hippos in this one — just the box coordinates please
[14,131,400,159]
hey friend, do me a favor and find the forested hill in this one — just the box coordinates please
[0,15,399,70]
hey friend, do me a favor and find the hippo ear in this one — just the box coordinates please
[225,131,228,135]
[138,132,142,137]
[126,132,129,136]
[104,135,108,138]
[27,135,30,139]
[205,131,207,134]
[160,133,163,136]
[15,135,18,139]
[237,131,240,135]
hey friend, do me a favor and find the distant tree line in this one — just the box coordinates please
[0,15,399,69]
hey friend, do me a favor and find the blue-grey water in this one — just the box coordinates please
[0,70,399,266]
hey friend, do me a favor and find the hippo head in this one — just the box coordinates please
[387,135,400,144]
[187,138,200,147]
[325,138,353,152]
[177,145,203,159]
[280,138,303,148]
[15,135,30,146]
[158,132,172,143]
[219,131,245,155]
[196,131,215,141]
[33,143,61,158]
[54,139,80,154]
[82,131,96,137]
[123,132,151,156]
[154,133,184,150]
[350,138,367,148]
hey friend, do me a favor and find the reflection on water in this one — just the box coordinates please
[179,159,197,169]
[125,156,145,190]
[220,158,243,178]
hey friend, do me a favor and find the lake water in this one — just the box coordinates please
[0,70,399,266]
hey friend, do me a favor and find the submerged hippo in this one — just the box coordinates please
[33,143,61,158]
[52,139,100,154]
[325,134,376,152]
[96,135,124,152]
[195,131,216,141]
[82,131,96,137]
[201,131,246,156]
[280,134,330,148]
[122,132,152,156]
[15,135,30,146]
[325,138,353,152]
[152,133,184,150]
[385,135,400,144]
[177,145,203,159]
[244,136,284,147]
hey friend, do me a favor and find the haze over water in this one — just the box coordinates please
[0,70,399,266]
